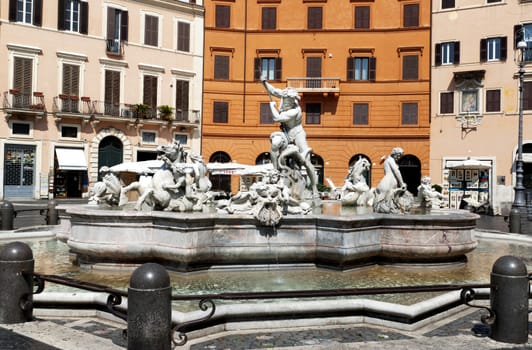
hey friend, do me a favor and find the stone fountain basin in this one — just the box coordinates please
[57,205,478,272]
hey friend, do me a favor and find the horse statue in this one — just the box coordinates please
[119,140,187,211]
[338,157,375,207]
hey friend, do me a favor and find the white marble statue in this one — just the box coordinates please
[261,75,318,200]
[373,147,414,214]
[88,166,122,206]
[338,157,375,206]
[417,176,444,209]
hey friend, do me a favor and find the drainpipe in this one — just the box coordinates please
[242,0,248,123]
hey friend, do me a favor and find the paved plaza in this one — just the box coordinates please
[2,207,532,349]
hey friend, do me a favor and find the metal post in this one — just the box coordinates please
[510,39,527,233]
[490,255,529,344]
[127,263,172,350]
[46,199,58,225]
[0,242,34,323]
[0,201,15,231]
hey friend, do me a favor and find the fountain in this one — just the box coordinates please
[55,78,477,272]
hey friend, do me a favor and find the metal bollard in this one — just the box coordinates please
[490,255,529,344]
[509,208,522,233]
[127,263,172,350]
[0,201,14,231]
[46,199,58,225]
[0,242,34,323]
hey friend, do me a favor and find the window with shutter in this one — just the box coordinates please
[13,57,33,95]
[524,82,532,111]
[177,22,190,52]
[215,5,230,28]
[260,103,274,124]
[305,103,321,124]
[403,3,419,28]
[485,89,501,112]
[402,55,418,80]
[441,0,455,9]
[107,7,128,53]
[401,103,418,125]
[213,101,228,123]
[144,15,158,47]
[62,64,80,112]
[440,92,454,114]
[353,103,369,125]
[104,70,120,116]
[354,6,370,29]
[306,57,322,88]
[214,55,230,80]
[307,7,322,30]
[262,7,276,30]
[175,80,189,121]
[143,75,158,109]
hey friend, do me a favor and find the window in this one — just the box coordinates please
[214,55,230,80]
[62,63,80,112]
[441,0,454,9]
[306,56,322,88]
[58,0,88,34]
[524,82,532,111]
[143,75,158,110]
[307,7,322,29]
[213,101,228,123]
[353,103,369,125]
[514,24,532,62]
[487,0,501,3]
[401,102,418,125]
[460,90,479,114]
[254,57,282,81]
[175,80,189,121]
[141,131,156,144]
[435,42,460,65]
[104,70,120,116]
[144,15,159,47]
[402,55,418,80]
[9,0,42,26]
[347,57,376,81]
[260,103,274,124]
[61,125,79,139]
[403,3,419,28]
[12,122,31,135]
[485,89,501,112]
[106,7,128,54]
[174,134,188,146]
[354,6,370,29]
[480,37,507,62]
[13,56,33,103]
[215,5,230,28]
[305,103,321,124]
[440,92,454,114]
[177,21,190,52]
[262,7,276,30]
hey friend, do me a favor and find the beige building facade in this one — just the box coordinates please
[431,0,532,214]
[0,0,204,199]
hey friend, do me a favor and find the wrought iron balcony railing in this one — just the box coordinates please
[106,39,125,56]
[2,90,46,113]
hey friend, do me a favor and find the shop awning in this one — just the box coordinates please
[56,148,88,171]
[447,158,491,170]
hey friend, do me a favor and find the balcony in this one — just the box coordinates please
[286,77,340,95]
[106,39,125,56]
[2,90,46,119]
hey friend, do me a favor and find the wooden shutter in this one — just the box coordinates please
[33,0,42,26]
[14,57,33,95]
[104,70,120,105]
[440,92,454,114]
[346,57,354,80]
[353,103,369,125]
[144,15,158,46]
[402,56,418,80]
[307,7,322,29]
[176,80,189,120]
[355,6,369,29]
[480,39,487,62]
[524,82,532,111]
[213,101,228,123]
[500,37,507,61]
[403,4,418,27]
[274,58,282,80]
[143,75,158,107]
[254,58,261,80]
[453,42,460,64]
[62,64,80,95]
[260,103,274,124]
[402,103,418,125]
[80,1,89,34]
[514,24,524,49]
[369,57,376,81]
[120,11,129,41]
[9,0,17,22]
[178,22,190,52]
[216,5,230,28]
[435,43,442,66]
[58,0,65,30]
[486,90,500,112]
[214,55,229,80]
[262,8,276,30]
[107,8,115,39]
[306,57,321,77]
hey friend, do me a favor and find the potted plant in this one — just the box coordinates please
[132,103,149,119]
[158,105,174,121]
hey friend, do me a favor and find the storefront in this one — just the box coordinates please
[54,147,88,198]
[441,158,492,210]
[3,144,36,198]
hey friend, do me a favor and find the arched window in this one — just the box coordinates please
[398,154,421,196]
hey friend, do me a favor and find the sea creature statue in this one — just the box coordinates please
[218,169,311,226]
[119,140,213,212]
[373,147,414,214]
[337,157,375,207]
[417,176,444,209]
[88,166,122,206]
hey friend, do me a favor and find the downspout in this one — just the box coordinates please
[242,0,248,123]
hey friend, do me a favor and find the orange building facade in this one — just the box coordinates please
[202,0,430,195]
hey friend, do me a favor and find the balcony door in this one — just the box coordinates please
[306,56,321,88]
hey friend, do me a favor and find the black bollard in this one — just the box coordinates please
[46,199,58,225]
[0,201,14,230]
[490,255,529,344]
[0,242,34,323]
[127,263,172,350]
